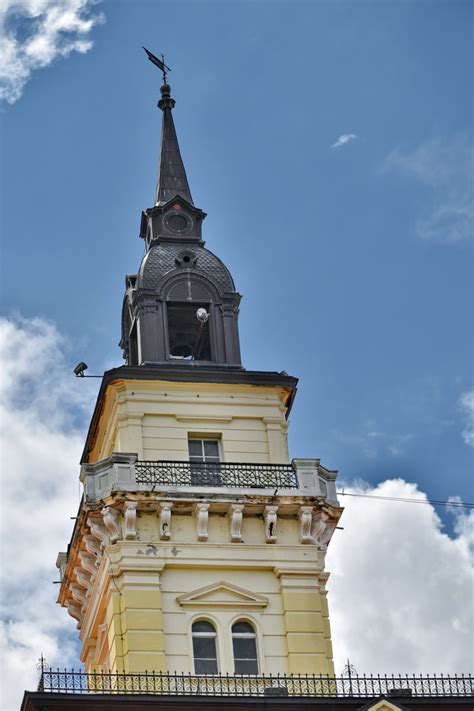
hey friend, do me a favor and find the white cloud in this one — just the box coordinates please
[0,316,98,710]
[0,317,472,708]
[459,390,474,447]
[385,136,473,243]
[327,478,474,674]
[0,0,105,104]
[331,133,357,149]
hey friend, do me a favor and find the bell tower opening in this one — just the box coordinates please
[167,302,211,361]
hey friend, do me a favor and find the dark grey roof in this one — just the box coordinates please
[137,243,236,294]
[155,83,193,206]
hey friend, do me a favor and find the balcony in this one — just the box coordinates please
[81,454,338,503]
[135,460,298,489]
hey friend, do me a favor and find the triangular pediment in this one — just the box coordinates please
[176,581,269,609]
[358,697,409,711]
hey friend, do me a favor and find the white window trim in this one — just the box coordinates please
[187,436,223,463]
[228,615,263,675]
[188,614,224,675]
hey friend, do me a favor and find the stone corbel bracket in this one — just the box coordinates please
[101,506,121,544]
[123,501,138,539]
[81,452,138,502]
[158,501,173,540]
[195,503,210,542]
[78,550,98,583]
[228,504,244,542]
[299,505,314,544]
[87,515,110,549]
[73,565,93,598]
[83,534,101,564]
[264,505,278,543]
[67,600,83,629]
[71,583,88,612]
[311,511,337,550]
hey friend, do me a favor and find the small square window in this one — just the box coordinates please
[188,438,221,485]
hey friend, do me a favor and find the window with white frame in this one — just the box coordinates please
[188,438,221,485]
[192,620,218,674]
[231,621,259,674]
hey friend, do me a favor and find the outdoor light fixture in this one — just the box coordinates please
[196,308,209,323]
[73,361,88,377]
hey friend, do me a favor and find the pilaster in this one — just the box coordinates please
[275,567,335,675]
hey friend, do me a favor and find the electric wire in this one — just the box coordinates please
[337,491,474,509]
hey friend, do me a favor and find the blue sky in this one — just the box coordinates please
[0,1,473,701]
[2,0,472,505]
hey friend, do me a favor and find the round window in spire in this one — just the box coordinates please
[165,211,192,235]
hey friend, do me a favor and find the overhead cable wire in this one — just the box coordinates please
[336,491,474,509]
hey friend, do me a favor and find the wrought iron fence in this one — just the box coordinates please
[135,460,298,489]
[37,670,473,697]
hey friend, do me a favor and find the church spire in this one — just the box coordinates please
[155,82,193,206]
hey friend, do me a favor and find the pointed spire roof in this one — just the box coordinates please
[155,83,193,206]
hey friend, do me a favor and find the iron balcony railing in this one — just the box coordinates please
[135,460,298,489]
[37,670,473,697]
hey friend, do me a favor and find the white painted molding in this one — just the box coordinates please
[175,414,233,423]
[195,503,210,541]
[101,507,121,544]
[264,505,278,543]
[123,501,138,539]
[299,506,314,543]
[228,504,244,542]
[158,501,173,540]
[177,581,268,609]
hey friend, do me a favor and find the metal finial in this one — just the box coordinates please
[342,659,358,677]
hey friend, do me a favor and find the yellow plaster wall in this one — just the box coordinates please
[98,570,166,674]
[89,380,290,465]
[81,512,335,677]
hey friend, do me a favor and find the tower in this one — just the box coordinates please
[56,74,342,679]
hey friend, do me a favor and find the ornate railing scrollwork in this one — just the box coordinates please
[36,670,474,697]
[135,460,298,489]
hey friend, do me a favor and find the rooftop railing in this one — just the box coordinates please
[135,460,298,489]
[37,670,473,697]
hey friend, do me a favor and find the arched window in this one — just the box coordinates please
[192,620,218,674]
[232,621,258,674]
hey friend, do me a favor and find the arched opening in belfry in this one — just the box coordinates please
[167,301,211,360]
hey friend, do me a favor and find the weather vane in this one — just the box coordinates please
[143,47,172,84]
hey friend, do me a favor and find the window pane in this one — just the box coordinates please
[232,622,254,634]
[204,441,219,458]
[192,621,215,634]
[188,440,203,458]
[233,637,257,659]
[234,659,258,675]
[193,637,216,658]
[194,658,218,675]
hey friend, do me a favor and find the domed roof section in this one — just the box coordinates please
[137,243,236,295]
